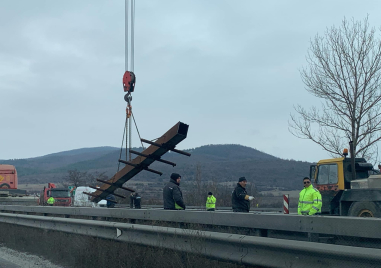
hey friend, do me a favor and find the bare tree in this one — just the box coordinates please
[63,170,109,188]
[290,17,381,161]
[195,164,203,205]
[184,163,205,207]
[85,171,109,187]
[62,170,88,187]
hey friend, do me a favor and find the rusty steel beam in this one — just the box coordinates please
[96,179,135,192]
[129,149,176,167]
[88,186,126,199]
[91,121,189,203]
[141,138,191,156]
[118,159,163,176]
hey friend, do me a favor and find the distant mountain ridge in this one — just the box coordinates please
[0,144,312,190]
[38,146,118,157]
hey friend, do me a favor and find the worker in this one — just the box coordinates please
[298,177,322,215]
[47,196,55,206]
[163,173,186,210]
[130,192,141,209]
[232,177,255,212]
[130,193,135,208]
[206,192,216,211]
[106,194,116,208]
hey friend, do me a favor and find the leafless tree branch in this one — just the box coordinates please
[289,16,381,163]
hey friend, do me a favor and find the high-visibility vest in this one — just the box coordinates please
[175,202,184,210]
[206,195,216,210]
[298,185,322,215]
[47,197,55,205]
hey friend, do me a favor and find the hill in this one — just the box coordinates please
[0,144,312,191]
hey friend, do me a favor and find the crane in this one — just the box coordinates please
[86,0,191,205]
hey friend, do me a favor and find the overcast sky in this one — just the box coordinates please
[1,0,381,162]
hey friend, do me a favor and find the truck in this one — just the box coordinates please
[39,183,71,206]
[310,149,381,217]
[0,164,27,196]
[73,186,107,207]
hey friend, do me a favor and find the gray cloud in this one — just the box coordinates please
[1,0,381,162]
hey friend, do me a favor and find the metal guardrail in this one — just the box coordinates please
[0,212,380,268]
[0,196,38,206]
[134,205,293,212]
[1,205,381,239]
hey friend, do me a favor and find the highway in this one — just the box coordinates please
[0,257,20,268]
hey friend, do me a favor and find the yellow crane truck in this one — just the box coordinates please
[310,150,381,217]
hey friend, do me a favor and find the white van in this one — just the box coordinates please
[73,186,107,207]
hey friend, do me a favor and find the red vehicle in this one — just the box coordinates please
[0,165,26,195]
[39,183,71,206]
[0,164,18,189]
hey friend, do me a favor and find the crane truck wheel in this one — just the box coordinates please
[0,183,10,189]
[348,201,381,217]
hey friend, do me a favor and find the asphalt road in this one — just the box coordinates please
[0,246,62,268]
[0,257,20,268]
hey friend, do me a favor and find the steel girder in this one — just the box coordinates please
[90,121,189,203]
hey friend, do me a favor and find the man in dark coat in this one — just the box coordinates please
[232,177,255,212]
[130,192,141,209]
[163,173,186,210]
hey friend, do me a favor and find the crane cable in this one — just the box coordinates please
[127,0,135,161]
[131,0,135,73]
[117,116,128,172]
[129,0,145,150]
[117,0,146,173]
[132,111,145,150]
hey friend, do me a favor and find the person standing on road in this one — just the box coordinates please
[130,193,135,208]
[232,177,255,212]
[298,177,322,215]
[206,192,216,211]
[47,196,55,206]
[130,192,142,209]
[163,173,186,210]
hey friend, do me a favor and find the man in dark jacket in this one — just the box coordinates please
[163,173,186,210]
[130,192,141,209]
[232,177,255,212]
